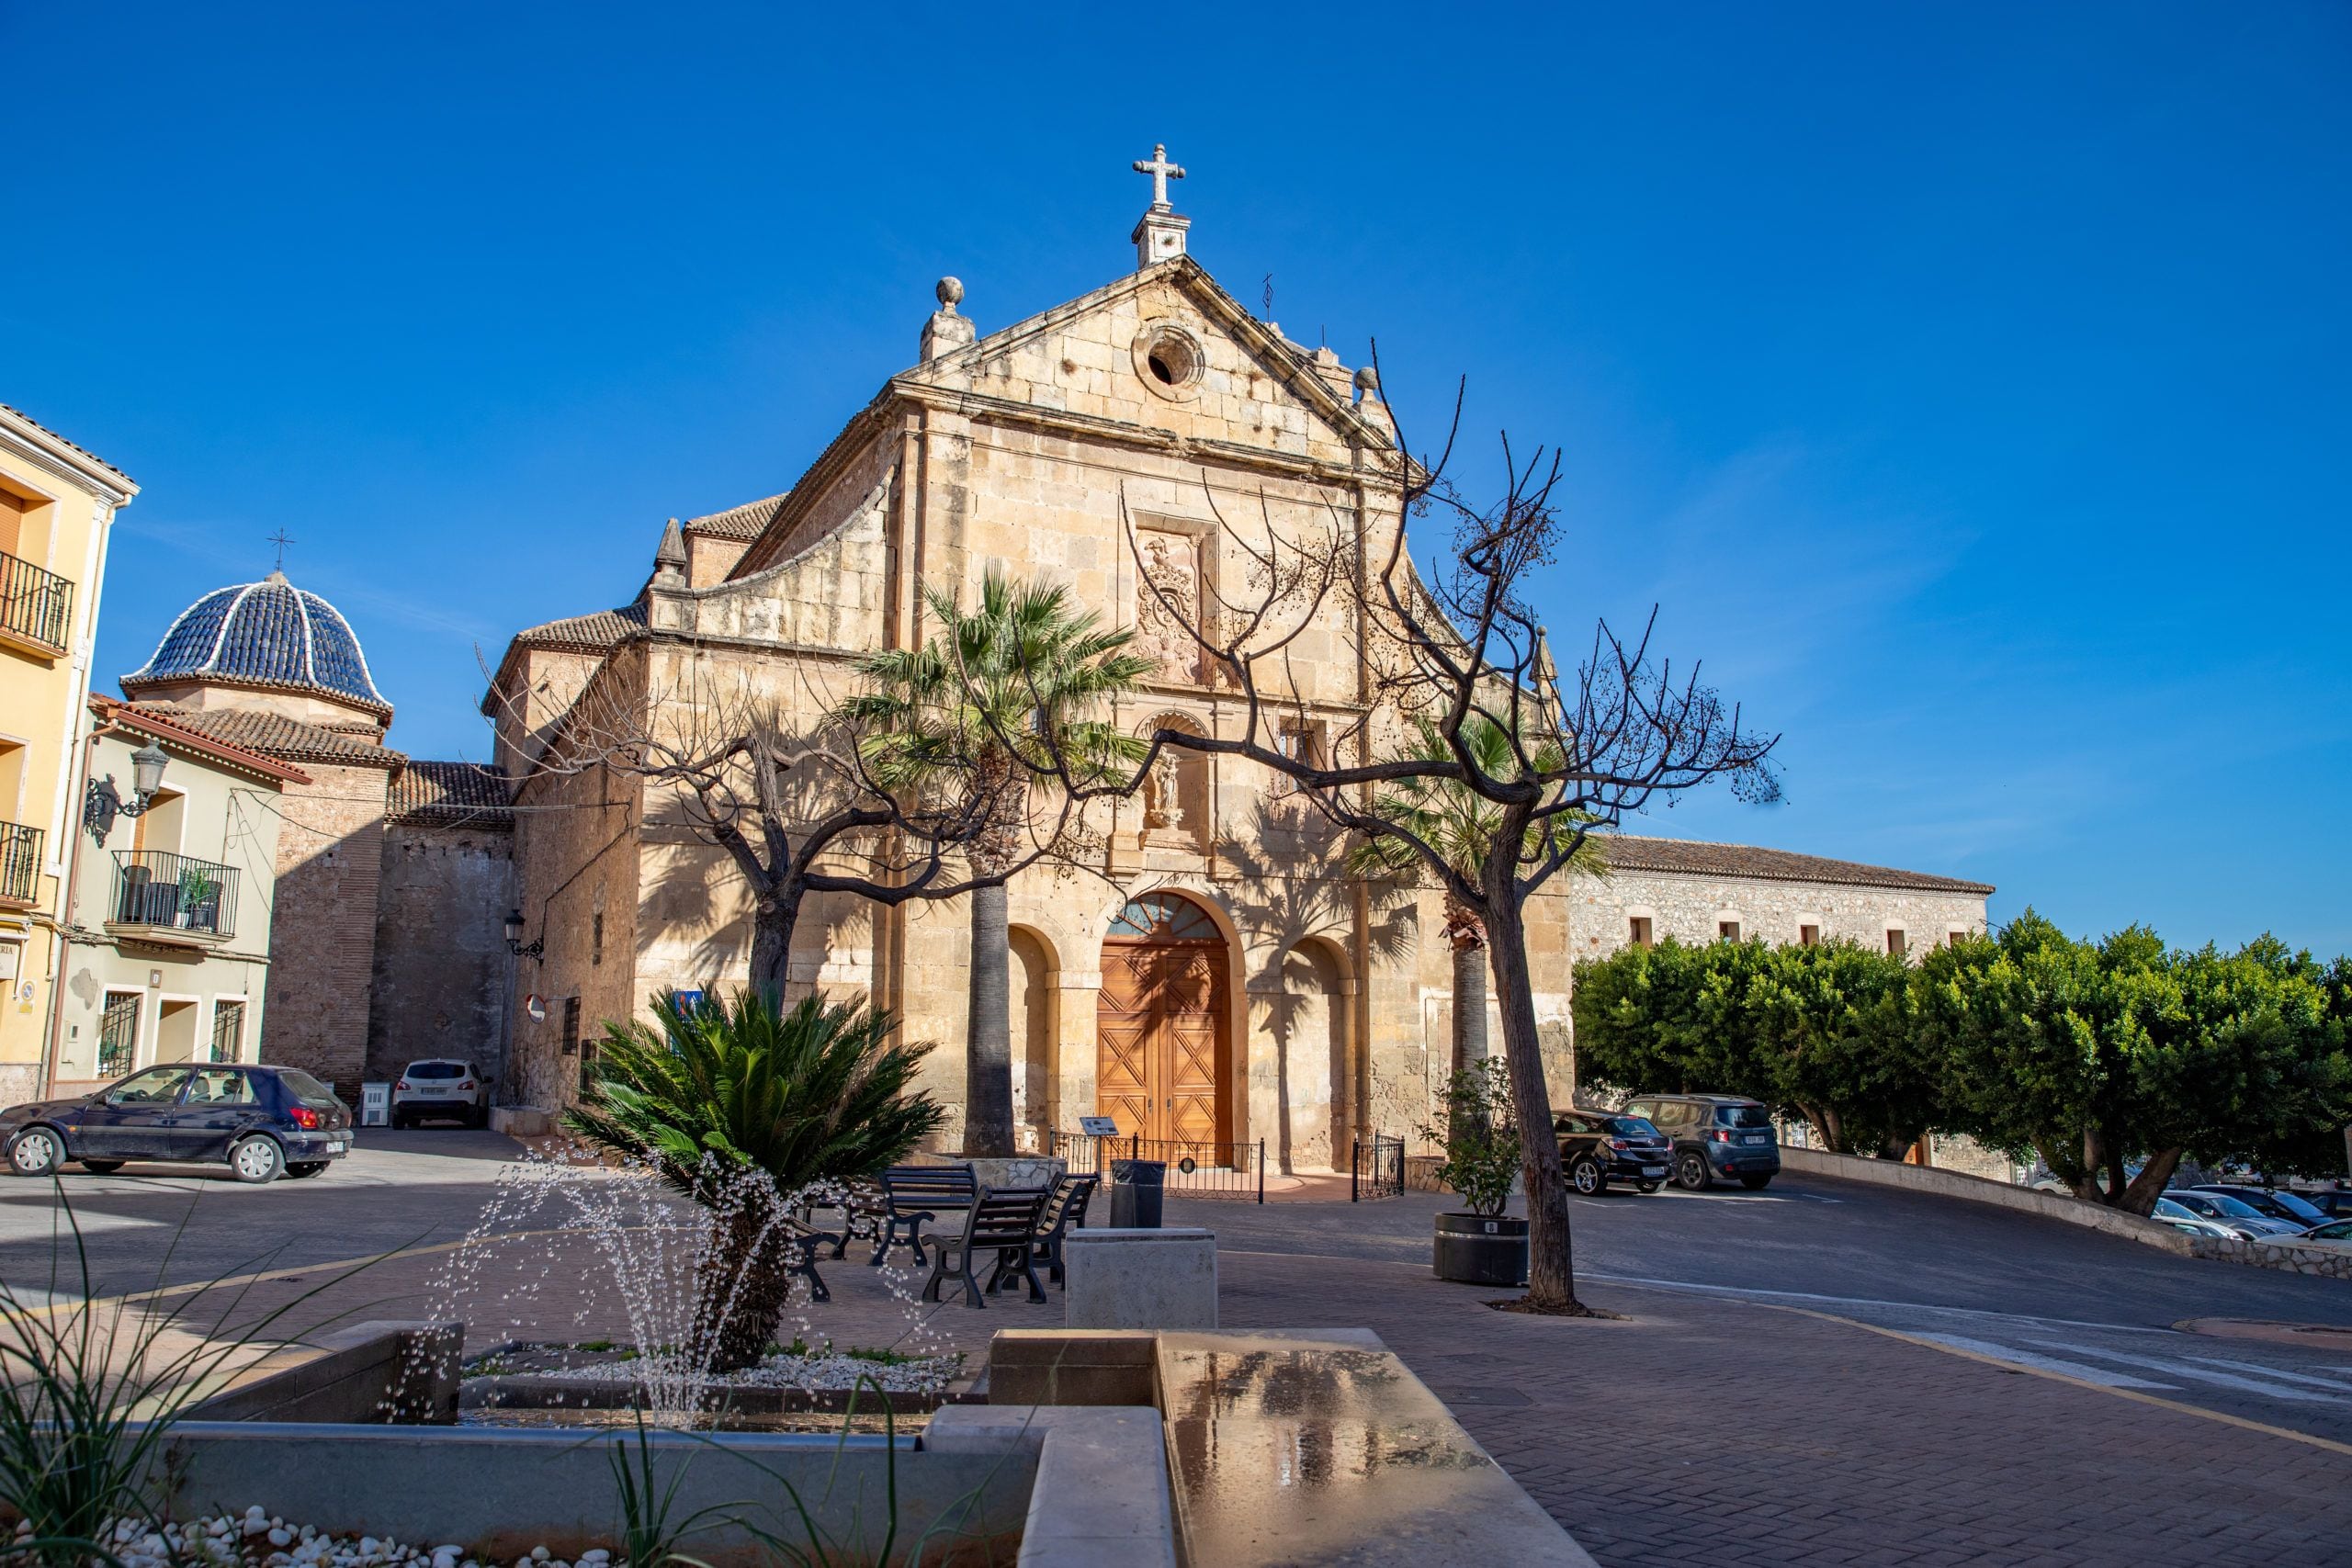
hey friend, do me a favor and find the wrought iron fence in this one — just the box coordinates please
[0,548,74,651]
[1351,1133,1406,1201]
[0,821,40,906]
[109,851,240,939]
[1049,1130,1266,1201]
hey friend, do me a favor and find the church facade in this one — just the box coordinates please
[481,164,1994,1168]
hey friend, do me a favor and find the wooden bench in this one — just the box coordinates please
[923,1188,1050,1308]
[873,1164,978,1267]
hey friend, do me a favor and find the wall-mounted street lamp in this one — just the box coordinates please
[503,908,544,963]
[83,744,172,846]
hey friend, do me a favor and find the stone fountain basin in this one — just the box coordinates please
[143,1420,1033,1567]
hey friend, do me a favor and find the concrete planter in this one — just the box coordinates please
[958,1155,1066,1192]
[1433,1213,1529,1286]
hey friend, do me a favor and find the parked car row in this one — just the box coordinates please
[2155,1184,2352,1247]
[1555,1093,1781,1194]
[0,1055,491,1184]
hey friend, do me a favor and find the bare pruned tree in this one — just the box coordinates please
[494,646,1114,1017]
[1084,369,1781,1314]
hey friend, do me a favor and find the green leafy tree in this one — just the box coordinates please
[1417,1059,1521,1217]
[843,572,1152,1157]
[568,988,946,1371]
[1348,715,1604,1090]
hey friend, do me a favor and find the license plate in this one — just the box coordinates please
[1643,1166,1666,1177]
[326,1141,345,1154]
[1743,1134,1770,1145]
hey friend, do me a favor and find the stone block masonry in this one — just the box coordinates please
[366,823,514,1086]
[260,762,393,1094]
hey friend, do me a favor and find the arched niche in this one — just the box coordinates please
[1258,935,1352,1175]
[1134,715,1211,851]
[1007,924,1058,1151]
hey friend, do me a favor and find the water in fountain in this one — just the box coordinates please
[419,1144,956,1427]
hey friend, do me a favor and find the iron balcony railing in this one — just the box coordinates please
[0,821,40,906]
[0,548,74,652]
[109,851,239,940]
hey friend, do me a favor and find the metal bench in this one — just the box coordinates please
[923,1188,1050,1308]
[874,1164,978,1267]
[778,1212,843,1303]
[796,1179,887,1261]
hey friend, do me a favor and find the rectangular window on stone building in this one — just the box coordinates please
[592,914,604,967]
[1886,929,1907,956]
[1947,928,1969,947]
[1799,924,1821,946]
[1629,916,1653,948]
[1717,920,1741,942]
[560,996,582,1056]
[209,1000,244,1064]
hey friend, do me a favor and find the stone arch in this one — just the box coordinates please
[1095,885,1241,1149]
[1257,935,1353,1175]
[1006,923,1059,1151]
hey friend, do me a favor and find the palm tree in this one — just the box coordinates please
[843,572,1152,1156]
[1347,715,1608,1083]
[568,988,945,1373]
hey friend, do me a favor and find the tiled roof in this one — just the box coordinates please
[683,491,788,541]
[130,705,403,770]
[1594,835,1995,896]
[91,697,312,785]
[0,401,136,487]
[390,760,514,829]
[511,599,649,654]
[123,572,391,718]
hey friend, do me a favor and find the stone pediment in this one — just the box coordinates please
[893,256,1398,473]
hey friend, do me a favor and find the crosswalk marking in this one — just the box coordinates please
[1909,1332,2177,1389]
[2182,1354,2352,1394]
[2027,1340,2350,1404]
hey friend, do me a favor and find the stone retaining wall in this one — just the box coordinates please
[1780,1145,2351,1282]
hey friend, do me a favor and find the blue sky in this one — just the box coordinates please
[6,3,2346,953]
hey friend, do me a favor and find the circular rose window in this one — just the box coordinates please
[1132,321,1205,400]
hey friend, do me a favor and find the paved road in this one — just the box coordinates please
[0,1128,530,1304]
[1180,1172,2352,1448]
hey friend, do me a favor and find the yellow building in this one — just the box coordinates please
[0,403,138,1102]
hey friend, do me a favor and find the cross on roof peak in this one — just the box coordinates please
[266,528,296,572]
[1133,143,1185,210]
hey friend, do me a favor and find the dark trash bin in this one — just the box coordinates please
[1108,1158,1167,1229]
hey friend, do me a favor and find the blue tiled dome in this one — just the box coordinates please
[124,571,390,717]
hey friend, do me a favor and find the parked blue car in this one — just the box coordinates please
[1,1064,353,1183]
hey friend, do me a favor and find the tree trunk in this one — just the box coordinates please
[692,1197,795,1375]
[1483,886,1581,1314]
[964,879,1014,1156]
[1450,934,1488,1075]
[746,886,800,1010]
[2118,1147,2183,1216]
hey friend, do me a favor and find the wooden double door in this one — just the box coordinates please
[1097,939,1228,1147]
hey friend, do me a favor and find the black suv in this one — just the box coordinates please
[1621,1094,1781,1190]
[0,1064,353,1184]
[1555,1110,1672,1195]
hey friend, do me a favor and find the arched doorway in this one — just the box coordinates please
[1098,892,1230,1149]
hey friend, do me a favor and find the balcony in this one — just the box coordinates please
[0,821,40,907]
[0,548,74,656]
[107,851,239,946]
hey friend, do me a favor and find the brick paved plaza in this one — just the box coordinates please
[10,1136,2352,1568]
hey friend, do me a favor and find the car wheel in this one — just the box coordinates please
[1636,1180,1663,1194]
[229,1135,284,1184]
[8,1128,64,1178]
[1675,1150,1713,1191]
[283,1161,329,1179]
[78,1159,126,1175]
[1568,1155,1606,1196]
[1740,1174,1773,1190]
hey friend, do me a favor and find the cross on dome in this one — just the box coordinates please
[1133,144,1185,210]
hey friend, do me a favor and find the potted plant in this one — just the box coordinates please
[176,864,220,931]
[1421,1058,1528,1286]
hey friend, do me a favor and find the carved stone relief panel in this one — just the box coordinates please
[1135,525,1204,684]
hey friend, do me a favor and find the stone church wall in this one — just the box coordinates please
[365,823,514,1089]
[1570,864,1989,964]
[258,762,392,1095]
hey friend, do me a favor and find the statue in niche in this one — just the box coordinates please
[1142,749,1186,831]
[1136,532,1200,680]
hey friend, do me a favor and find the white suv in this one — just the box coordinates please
[390,1059,488,1128]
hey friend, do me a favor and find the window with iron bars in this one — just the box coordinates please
[99,991,141,1077]
[209,1000,244,1064]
